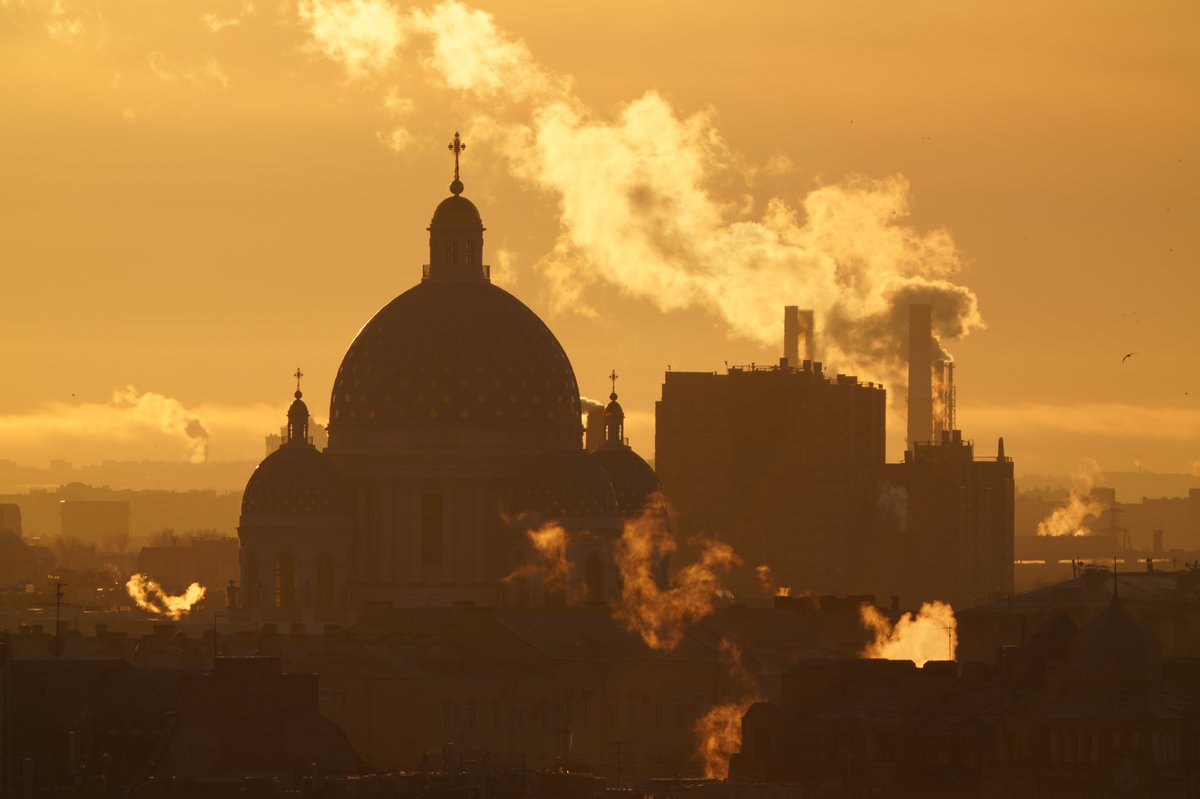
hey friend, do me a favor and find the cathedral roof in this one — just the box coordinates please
[329,280,581,441]
[513,447,619,521]
[241,441,351,518]
[431,194,481,226]
[1066,595,1162,686]
[591,444,662,519]
[242,385,351,519]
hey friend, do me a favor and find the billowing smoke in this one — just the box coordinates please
[860,600,956,667]
[295,1,984,391]
[694,638,763,779]
[754,564,790,597]
[503,523,573,598]
[613,496,739,651]
[113,386,209,463]
[579,395,605,413]
[1036,461,1107,537]
[126,573,206,620]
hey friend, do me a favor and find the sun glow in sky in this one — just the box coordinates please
[1,0,1197,476]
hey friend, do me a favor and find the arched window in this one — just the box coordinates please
[315,553,335,609]
[275,552,296,609]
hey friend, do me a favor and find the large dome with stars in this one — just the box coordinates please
[329,278,581,440]
[329,139,582,447]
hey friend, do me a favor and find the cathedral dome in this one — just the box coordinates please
[592,445,662,519]
[242,384,351,522]
[242,443,352,518]
[431,195,481,226]
[513,448,619,521]
[329,280,581,440]
[1067,596,1162,686]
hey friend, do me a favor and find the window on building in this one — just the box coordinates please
[421,492,444,565]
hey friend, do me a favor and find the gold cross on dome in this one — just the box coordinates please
[294,367,304,392]
[609,369,619,394]
[448,131,466,181]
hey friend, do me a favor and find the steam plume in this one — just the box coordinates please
[503,523,573,598]
[295,1,984,392]
[860,600,956,667]
[126,573,206,620]
[694,638,762,779]
[613,497,739,651]
[1037,461,1106,537]
[754,564,790,597]
[113,386,209,463]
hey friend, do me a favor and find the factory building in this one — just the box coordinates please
[655,304,1013,607]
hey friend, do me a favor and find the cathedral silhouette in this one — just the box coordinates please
[236,135,661,618]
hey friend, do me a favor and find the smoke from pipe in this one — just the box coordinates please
[860,600,957,667]
[1036,461,1107,537]
[694,638,763,779]
[125,573,206,620]
[296,1,985,395]
[503,522,574,598]
[613,495,739,651]
[113,386,209,463]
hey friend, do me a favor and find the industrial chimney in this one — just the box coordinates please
[783,306,815,367]
[907,304,934,451]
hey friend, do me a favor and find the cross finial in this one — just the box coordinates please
[609,369,619,400]
[448,131,466,194]
[294,367,304,398]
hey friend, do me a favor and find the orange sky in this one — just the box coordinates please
[1,0,1197,476]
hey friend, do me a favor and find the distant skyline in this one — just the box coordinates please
[1,0,1197,474]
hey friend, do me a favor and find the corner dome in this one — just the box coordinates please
[513,448,619,521]
[431,195,482,226]
[592,445,662,519]
[1067,596,1162,686]
[329,280,582,444]
[241,443,351,518]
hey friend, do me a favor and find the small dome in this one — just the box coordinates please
[287,393,309,427]
[592,445,662,518]
[604,397,624,419]
[513,448,619,520]
[431,195,482,226]
[1067,596,1162,686]
[241,444,351,518]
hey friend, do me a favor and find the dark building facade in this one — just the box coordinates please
[237,141,661,619]
[655,361,885,596]
[732,596,1200,799]
[878,433,1015,607]
[655,313,1013,607]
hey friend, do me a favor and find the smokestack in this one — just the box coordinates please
[782,306,815,367]
[932,359,946,440]
[907,304,934,451]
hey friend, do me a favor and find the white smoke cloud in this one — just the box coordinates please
[295,0,983,394]
[0,389,282,465]
[297,0,406,78]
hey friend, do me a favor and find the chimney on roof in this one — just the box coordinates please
[907,304,934,452]
[783,306,815,367]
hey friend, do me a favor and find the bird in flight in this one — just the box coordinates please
[1122,352,1137,363]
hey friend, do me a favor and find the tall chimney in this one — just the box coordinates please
[907,304,934,451]
[783,306,815,367]
[783,306,799,366]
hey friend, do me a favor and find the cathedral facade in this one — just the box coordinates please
[237,139,661,618]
